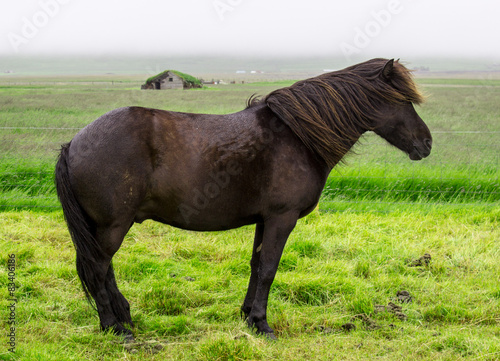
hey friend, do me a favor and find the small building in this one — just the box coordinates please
[141,70,202,90]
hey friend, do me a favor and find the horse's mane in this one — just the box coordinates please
[256,58,424,167]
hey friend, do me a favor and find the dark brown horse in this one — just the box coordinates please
[55,59,432,340]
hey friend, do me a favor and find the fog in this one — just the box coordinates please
[1,0,499,61]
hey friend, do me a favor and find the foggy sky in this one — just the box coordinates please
[1,0,499,60]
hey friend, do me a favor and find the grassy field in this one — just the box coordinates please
[1,209,499,360]
[0,72,499,360]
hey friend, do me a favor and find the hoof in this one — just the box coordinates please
[122,331,135,343]
[263,332,278,341]
[246,316,276,340]
[103,323,134,341]
[119,329,135,343]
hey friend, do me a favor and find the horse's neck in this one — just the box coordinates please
[324,127,366,170]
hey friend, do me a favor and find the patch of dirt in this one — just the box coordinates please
[396,290,412,303]
[311,323,356,334]
[169,273,196,282]
[314,325,334,334]
[408,253,432,267]
[374,291,412,321]
[387,302,407,321]
[121,339,167,354]
[316,290,414,335]
[341,322,356,332]
[353,314,380,330]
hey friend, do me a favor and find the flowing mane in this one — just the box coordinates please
[262,58,425,167]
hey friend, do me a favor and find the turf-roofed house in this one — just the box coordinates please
[141,70,203,90]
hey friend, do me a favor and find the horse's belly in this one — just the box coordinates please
[135,200,259,231]
[134,185,261,231]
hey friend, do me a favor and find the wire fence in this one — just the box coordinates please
[1,126,498,212]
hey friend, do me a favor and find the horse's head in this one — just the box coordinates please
[371,59,432,161]
[373,99,432,160]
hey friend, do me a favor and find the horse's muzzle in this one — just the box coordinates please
[409,138,432,160]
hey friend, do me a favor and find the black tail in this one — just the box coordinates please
[55,143,103,309]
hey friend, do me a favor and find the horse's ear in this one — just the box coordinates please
[381,59,394,81]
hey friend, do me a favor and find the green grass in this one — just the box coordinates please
[417,78,500,86]
[1,209,499,360]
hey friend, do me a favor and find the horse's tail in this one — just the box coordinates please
[55,143,102,309]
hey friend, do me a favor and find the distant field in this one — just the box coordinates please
[1,55,499,76]
[1,73,499,360]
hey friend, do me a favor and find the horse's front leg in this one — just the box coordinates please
[246,212,298,339]
[241,223,264,319]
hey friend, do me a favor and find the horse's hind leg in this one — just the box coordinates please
[89,223,133,337]
[105,263,133,327]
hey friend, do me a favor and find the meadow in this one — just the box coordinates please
[0,73,499,360]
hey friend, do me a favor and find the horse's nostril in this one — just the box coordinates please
[424,138,432,150]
